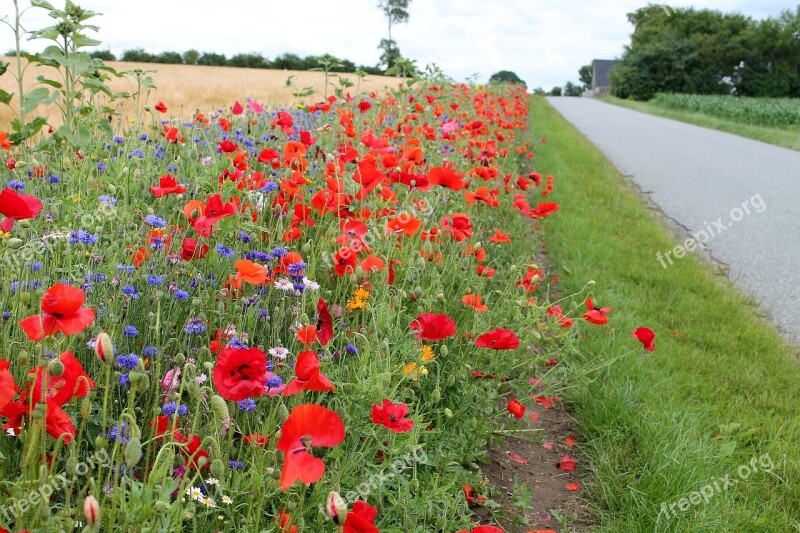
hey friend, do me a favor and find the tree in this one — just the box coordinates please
[229,53,269,69]
[121,48,155,63]
[563,81,582,96]
[197,52,227,66]
[489,70,525,85]
[182,49,200,65]
[579,64,593,89]
[549,86,562,96]
[89,49,116,61]
[155,51,183,64]
[377,0,411,70]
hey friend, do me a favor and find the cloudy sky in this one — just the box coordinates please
[11,0,791,89]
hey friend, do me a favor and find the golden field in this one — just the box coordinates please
[0,57,402,129]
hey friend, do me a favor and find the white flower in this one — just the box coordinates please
[222,495,233,505]
[195,373,207,384]
[186,487,203,501]
[302,277,320,291]
[275,278,295,292]
[199,497,216,508]
[205,477,219,486]
[269,346,289,360]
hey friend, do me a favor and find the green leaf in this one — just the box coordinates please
[22,87,59,114]
[72,34,101,49]
[719,440,737,457]
[0,90,13,105]
[0,62,8,76]
[36,76,63,89]
[30,0,56,10]
[81,77,112,98]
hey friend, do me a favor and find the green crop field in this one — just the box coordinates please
[650,93,800,128]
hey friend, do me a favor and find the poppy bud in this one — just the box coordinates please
[17,350,28,366]
[439,345,448,357]
[6,157,15,170]
[124,437,142,468]
[134,373,150,393]
[7,238,23,249]
[95,436,108,450]
[210,459,225,479]
[65,456,78,475]
[210,395,229,421]
[18,219,30,228]
[95,332,114,364]
[182,512,193,521]
[19,292,30,304]
[80,398,92,419]
[47,359,65,377]
[277,404,290,423]
[430,388,441,403]
[31,402,45,419]
[83,495,100,525]
[325,491,347,525]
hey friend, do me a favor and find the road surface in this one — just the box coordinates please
[547,97,800,342]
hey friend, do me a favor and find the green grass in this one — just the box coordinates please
[530,95,800,531]
[600,96,800,152]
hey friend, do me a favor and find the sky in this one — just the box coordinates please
[8,0,792,90]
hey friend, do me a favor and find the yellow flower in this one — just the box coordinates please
[0,231,9,239]
[420,345,435,361]
[403,362,428,381]
[346,286,371,311]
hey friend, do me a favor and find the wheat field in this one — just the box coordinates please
[0,57,402,129]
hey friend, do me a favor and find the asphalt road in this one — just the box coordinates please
[547,97,800,342]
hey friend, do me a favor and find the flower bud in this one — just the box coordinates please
[124,437,143,468]
[325,491,347,525]
[210,459,225,480]
[6,238,23,249]
[83,495,100,525]
[95,332,114,364]
[209,395,229,421]
[47,359,65,377]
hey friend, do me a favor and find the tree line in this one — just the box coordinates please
[608,5,800,100]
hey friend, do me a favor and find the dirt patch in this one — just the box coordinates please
[471,383,592,532]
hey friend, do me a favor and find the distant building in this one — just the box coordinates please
[590,59,619,97]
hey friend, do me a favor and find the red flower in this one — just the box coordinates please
[0,188,43,232]
[343,500,379,533]
[441,213,473,242]
[463,484,487,504]
[19,284,96,341]
[296,325,317,347]
[371,399,414,433]
[357,101,372,113]
[456,527,505,533]
[582,297,611,325]
[155,101,167,113]
[45,400,76,444]
[547,305,574,328]
[632,327,656,351]
[333,247,358,277]
[506,398,526,419]
[191,195,237,236]
[180,238,209,261]
[29,350,94,406]
[0,361,17,411]
[474,329,520,350]
[232,100,244,115]
[409,313,456,341]
[276,404,346,490]
[213,347,268,401]
[282,351,335,396]
[316,298,334,346]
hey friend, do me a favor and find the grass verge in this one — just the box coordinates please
[530,95,800,531]
[599,96,800,152]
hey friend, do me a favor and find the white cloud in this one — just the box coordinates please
[7,0,787,90]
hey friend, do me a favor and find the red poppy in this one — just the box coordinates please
[357,101,372,113]
[0,188,43,232]
[192,195,237,236]
[547,305,574,328]
[316,298,334,346]
[296,325,317,347]
[155,101,167,113]
[463,484,487,504]
[632,327,656,351]
[474,329,520,350]
[282,351,336,396]
[234,259,268,288]
[212,347,268,401]
[29,350,94,406]
[243,434,269,447]
[343,500,379,533]
[180,238,209,261]
[19,284,96,341]
[441,213,473,242]
[529,201,560,219]
[410,313,456,341]
[45,400,76,444]
[149,174,187,197]
[0,362,17,411]
[333,247,358,277]
[489,229,510,243]
[232,100,244,115]
[456,527,505,533]
[583,297,611,325]
[461,294,488,312]
[277,403,346,490]
[506,398,526,419]
[0,132,11,150]
[427,165,464,191]
[371,399,414,433]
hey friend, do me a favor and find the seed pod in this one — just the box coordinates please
[277,403,290,423]
[430,388,441,403]
[47,359,65,377]
[409,478,420,491]
[210,459,225,480]
[80,398,92,419]
[134,373,150,394]
[209,395,229,421]
[7,238,23,249]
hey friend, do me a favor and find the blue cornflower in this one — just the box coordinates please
[147,275,163,286]
[31,262,42,272]
[162,402,178,416]
[227,337,248,349]
[270,247,288,258]
[215,243,235,258]
[99,195,117,206]
[143,346,157,357]
[228,461,244,470]
[117,353,139,369]
[97,162,107,172]
[150,237,164,250]
[178,404,188,416]
[9,282,19,293]
[107,422,131,444]
[266,375,283,388]
[2,311,11,321]
[237,231,251,243]
[122,325,139,337]
[287,261,306,276]
[236,398,257,411]
[144,214,167,228]
[119,373,130,386]
[116,264,135,273]
[259,181,279,193]
[257,308,269,321]
[49,174,60,184]
[113,136,125,144]
[245,250,272,262]
[121,285,140,299]
[174,289,189,300]
[345,343,358,355]
[183,317,206,335]
[7,180,25,192]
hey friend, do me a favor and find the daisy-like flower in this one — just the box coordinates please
[269,346,289,360]
[221,495,233,505]
[420,345,435,361]
[186,487,202,501]
[199,497,216,508]
[205,477,220,486]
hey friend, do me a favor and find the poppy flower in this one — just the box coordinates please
[0,188,43,232]
[29,350,94,406]
[154,101,167,113]
[282,351,335,396]
[277,403,346,490]
[150,174,186,198]
[343,500,379,533]
[360,255,385,273]
[296,325,317,347]
[582,297,611,325]
[45,400,76,444]
[371,399,414,433]
[386,214,422,237]
[410,313,456,341]
[333,247,358,277]
[19,284,96,341]
[192,195,237,236]
[547,305,574,328]
[427,165,464,191]
[529,201,560,219]
[632,327,656,351]
[232,100,244,115]
[212,347,268,401]
[474,329,520,350]
[463,484,487,504]
[441,213,473,242]
[180,238,209,261]
[489,229,511,243]
[506,398,526,419]
[234,259,268,288]
[316,298,334,346]
[0,362,17,411]
[243,434,270,447]
[461,294,488,312]
[456,527,505,533]
[0,132,11,150]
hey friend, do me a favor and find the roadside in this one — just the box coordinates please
[528,95,800,531]
[597,96,800,151]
